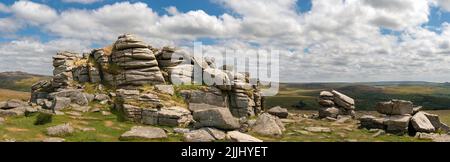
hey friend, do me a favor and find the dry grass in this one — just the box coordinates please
[0,88,30,101]
[103,45,113,56]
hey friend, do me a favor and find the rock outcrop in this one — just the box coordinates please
[359,99,449,135]
[317,90,355,119]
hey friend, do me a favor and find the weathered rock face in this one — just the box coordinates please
[0,99,30,117]
[250,113,285,136]
[384,115,411,135]
[411,112,435,133]
[359,115,386,130]
[110,34,165,87]
[114,89,163,123]
[142,106,192,127]
[193,108,240,130]
[376,100,413,115]
[317,90,355,119]
[119,126,167,140]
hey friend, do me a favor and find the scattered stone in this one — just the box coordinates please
[1,99,27,109]
[226,131,263,142]
[305,127,332,133]
[0,117,5,125]
[250,113,285,136]
[78,127,96,132]
[42,137,65,142]
[411,112,435,133]
[193,108,240,130]
[120,126,167,140]
[267,106,289,118]
[46,123,74,137]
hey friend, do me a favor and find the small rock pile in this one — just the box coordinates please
[317,90,356,119]
[359,99,450,135]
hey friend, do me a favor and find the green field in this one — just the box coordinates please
[266,82,450,111]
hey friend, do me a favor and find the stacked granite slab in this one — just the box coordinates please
[317,90,356,119]
[359,99,449,135]
[110,34,165,87]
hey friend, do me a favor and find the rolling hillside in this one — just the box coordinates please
[266,82,450,111]
[0,71,50,92]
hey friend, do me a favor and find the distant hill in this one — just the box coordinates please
[0,71,51,92]
[266,82,450,111]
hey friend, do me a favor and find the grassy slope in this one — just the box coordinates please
[0,88,30,101]
[0,71,50,92]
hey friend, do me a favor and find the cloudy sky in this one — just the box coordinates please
[1,0,450,83]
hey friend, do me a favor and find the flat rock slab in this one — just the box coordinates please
[411,112,435,133]
[383,115,411,135]
[226,131,263,142]
[193,108,240,130]
[376,100,413,115]
[304,127,332,133]
[120,126,167,141]
[42,137,66,142]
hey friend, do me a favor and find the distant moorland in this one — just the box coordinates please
[266,82,450,111]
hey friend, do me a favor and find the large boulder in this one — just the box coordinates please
[142,106,192,127]
[331,90,355,109]
[119,126,167,140]
[250,113,285,136]
[51,97,71,111]
[226,131,263,142]
[376,100,413,115]
[193,108,240,130]
[46,123,74,137]
[411,112,435,133]
[383,115,412,135]
[267,106,289,118]
[423,112,450,133]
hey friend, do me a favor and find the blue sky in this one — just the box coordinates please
[1,0,450,82]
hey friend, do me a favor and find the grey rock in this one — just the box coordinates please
[320,91,334,97]
[46,123,74,137]
[203,127,226,140]
[250,113,285,136]
[42,137,65,142]
[318,99,335,107]
[359,115,386,130]
[174,128,190,134]
[193,108,240,130]
[383,115,412,135]
[49,90,89,106]
[84,93,95,102]
[411,112,435,133]
[51,97,71,111]
[0,117,5,125]
[423,112,449,133]
[318,107,340,118]
[0,107,26,117]
[120,126,167,140]
[412,106,423,114]
[304,127,332,133]
[226,131,263,142]
[183,129,216,142]
[188,103,224,112]
[1,99,27,109]
[376,100,413,115]
[331,90,355,109]
[267,106,289,118]
[154,85,175,95]
[94,94,110,102]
